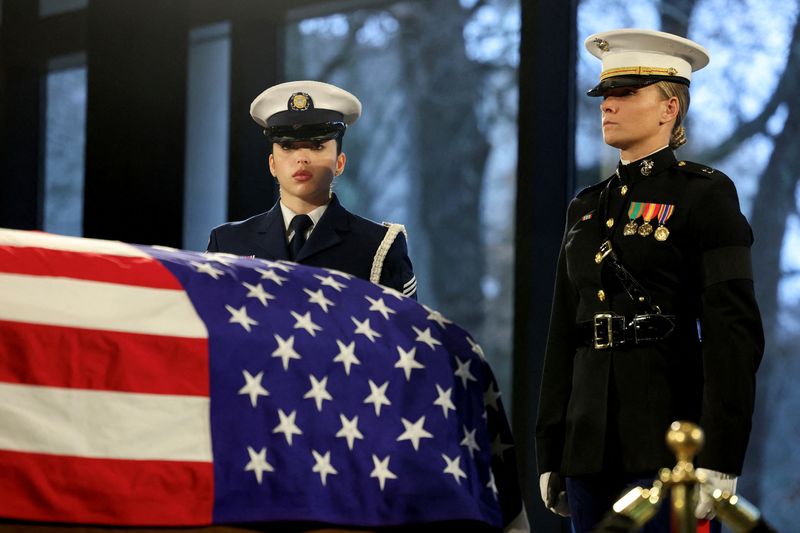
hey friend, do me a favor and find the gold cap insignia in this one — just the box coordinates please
[593,38,609,52]
[289,92,312,111]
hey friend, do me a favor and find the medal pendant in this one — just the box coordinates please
[638,222,653,237]
[654,225,670,241]
[623,221,638,236]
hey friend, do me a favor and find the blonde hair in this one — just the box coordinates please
[655,81,690,149]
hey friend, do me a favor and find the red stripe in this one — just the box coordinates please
[0,245,181,289]
[0,449,213,525]
[696,519,711,533]
[0,321,209,396]
[643,202,658,222]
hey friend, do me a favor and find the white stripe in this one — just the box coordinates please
[0,273,208,338]
[403,275,417,289]
[0,382,212,461]
[0,228,150,257]
[403,280,417,295]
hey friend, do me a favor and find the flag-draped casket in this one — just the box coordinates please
[0,228,527,531]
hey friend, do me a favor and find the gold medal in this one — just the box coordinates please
[623,220,638,236]
[624,201,643,237]
[638,202,658,237]
[653,204,675,242]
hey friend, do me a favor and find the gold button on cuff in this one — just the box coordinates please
[606,218,614,228]
[678,161,686,167]
[597,290,606,302]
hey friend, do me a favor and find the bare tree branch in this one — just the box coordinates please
[701,16,800,163]
[313,10,372,81]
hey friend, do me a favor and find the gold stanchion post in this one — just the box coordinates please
[595,421,777,533]
[663,421,703,533]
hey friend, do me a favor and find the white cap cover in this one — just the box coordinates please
[584,28,710,96]
[250,80,362,128]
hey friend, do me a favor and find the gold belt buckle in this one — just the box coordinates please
[593,313,614,349]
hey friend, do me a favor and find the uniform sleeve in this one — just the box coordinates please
[379,231,417,300]
[535,206,580,474]
[207,228,219,253]
[691,176,764,474]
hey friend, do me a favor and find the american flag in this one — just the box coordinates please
[0,228,527,530]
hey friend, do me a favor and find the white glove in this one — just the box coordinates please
[539,472,570,517]
[695,468,737,520]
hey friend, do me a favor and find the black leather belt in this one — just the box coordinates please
[579,313,676,349]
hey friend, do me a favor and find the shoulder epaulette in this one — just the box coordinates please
[672,160,724,179]
[576,175,614,198]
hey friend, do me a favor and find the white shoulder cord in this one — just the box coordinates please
[370,223,407,284]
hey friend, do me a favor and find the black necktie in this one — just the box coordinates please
[288,214,313,260]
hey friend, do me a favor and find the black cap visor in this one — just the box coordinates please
[264,122,346,143]
[587,75,689,97]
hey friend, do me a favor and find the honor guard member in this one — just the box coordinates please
[535,29,764,533]
[207,80,417,299]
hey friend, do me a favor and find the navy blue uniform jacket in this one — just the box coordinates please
[536,148,763,477]
[207,195,417,298]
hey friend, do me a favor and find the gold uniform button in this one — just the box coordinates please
[620,185,628,196]
[606,218,614,228]
[678,161,686,167]
[597,290,606,302]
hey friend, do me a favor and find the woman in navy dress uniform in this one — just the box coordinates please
[207,81,417,299]
[535,29,764,533]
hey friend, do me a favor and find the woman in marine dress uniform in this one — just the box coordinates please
[535,29,764,533]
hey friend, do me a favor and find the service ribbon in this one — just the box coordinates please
[628,202,644,221]
[641,203,658,223]
[657,204,675,225]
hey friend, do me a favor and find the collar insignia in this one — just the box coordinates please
[640,159,654,176]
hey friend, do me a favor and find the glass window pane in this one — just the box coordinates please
[39,0,88,17]
[43,52,87,237]
[284,0,519,400]
[183,21,231,251]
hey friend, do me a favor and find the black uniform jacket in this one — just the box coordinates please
[207,194,417,298]
[536,148,763,477]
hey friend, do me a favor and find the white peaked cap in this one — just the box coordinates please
[584,29,710,96]
[250,80,362,128]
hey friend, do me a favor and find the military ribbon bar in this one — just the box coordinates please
[656,204,674,225]
[627,202,644,220]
